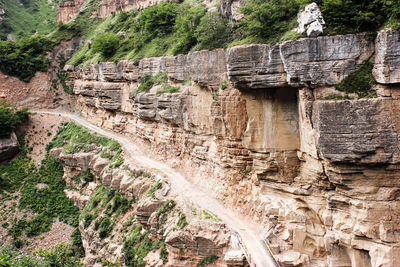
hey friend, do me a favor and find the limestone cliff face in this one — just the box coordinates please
[56,0,86,24]
[66,30,400,266]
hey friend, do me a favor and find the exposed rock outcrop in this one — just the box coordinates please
[294,2,325,37]
[63,30,400,266]
[373,29,400,84]
[56,0,85,23]
[54,148,233,266]
[0,132,19,162]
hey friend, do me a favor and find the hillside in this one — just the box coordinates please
[0,0,58,40]
[0,0,400,267]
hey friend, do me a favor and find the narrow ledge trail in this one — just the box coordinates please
[35,109,278,267]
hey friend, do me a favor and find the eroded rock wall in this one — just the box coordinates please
[67,30,400,266]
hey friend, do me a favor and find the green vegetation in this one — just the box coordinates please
[156,84,180,94]
[123,224,165,267]
[72,170,94,185]
[320,0,400,34]
[146,180,162,198]
[46,122,122,164]
[67,2,232,66]
[0,35,53,82]
[155,200,176,227]
[98,217,112,239]
[35,242,81,267]
[197,255,218,267]
[0,101,29,138]
[92,32,120,58]
[0,0,58,40]
[321,94,354,100]
[177,211,187,229]
[0,135,81,250]
[0,244,45,266]
[237,0,304,43]
[135,72,180,94]
[335,61,377,98]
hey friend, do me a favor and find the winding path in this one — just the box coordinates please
[35,109,278,267]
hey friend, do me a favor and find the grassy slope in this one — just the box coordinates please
[0,0,58,38]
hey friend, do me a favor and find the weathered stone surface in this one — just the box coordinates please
[0,132,19,162]
[67,31,400,267]
[226,44,286,89]
[294,2,325,37]
[187,49,227,88]
[373,29,400,84]
[56,0,85,23]
[313,99,400,164]
[280,34,375,86]
[219,0,244,22]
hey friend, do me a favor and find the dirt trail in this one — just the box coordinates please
[34,110,277,267]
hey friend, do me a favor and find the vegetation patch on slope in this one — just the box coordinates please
[0,0,58,40]
[67,1,232,66]
[0,101,29,138]
[0,35,54,82]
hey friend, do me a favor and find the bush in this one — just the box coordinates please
[172,4,206,54]
[99,218,112,238]
[194,12,232,50]
[0,35,54,82]
[36,242,81,267]
[138,2,178,38]
[123,224,164,267]
[237,0,303,42]
[335,61,376,98]
[320,0,386,34]
[92,32,120,58]
[0,102,30,138]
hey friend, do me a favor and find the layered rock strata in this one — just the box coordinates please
[66,30,400,266]
[51,147,234,266]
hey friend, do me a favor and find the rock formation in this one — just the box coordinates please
[56,0,86,24]
[294,2,325,37]
[64,29,400,266]
[51,146,234,266]
[0,132,19,162]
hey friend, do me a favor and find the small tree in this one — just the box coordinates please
[92,32,120,58]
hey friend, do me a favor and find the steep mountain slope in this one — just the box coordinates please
[0,0,58,40]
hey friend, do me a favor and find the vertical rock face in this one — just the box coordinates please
[280,33,375,86]
[67,31,400,267]
[373,29,400,84]
[56,0,85,23]
[0,132,19,162]
[314,99,400,164]
[226,44,286,89]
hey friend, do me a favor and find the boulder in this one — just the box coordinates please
[294,2,325,37]
[0,132,19,162]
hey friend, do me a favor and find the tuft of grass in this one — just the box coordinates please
[321,94,354,100]
[156,84,180,94]
[123,224,165,267]
[197,255,218,267]
[146,180,162,199]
